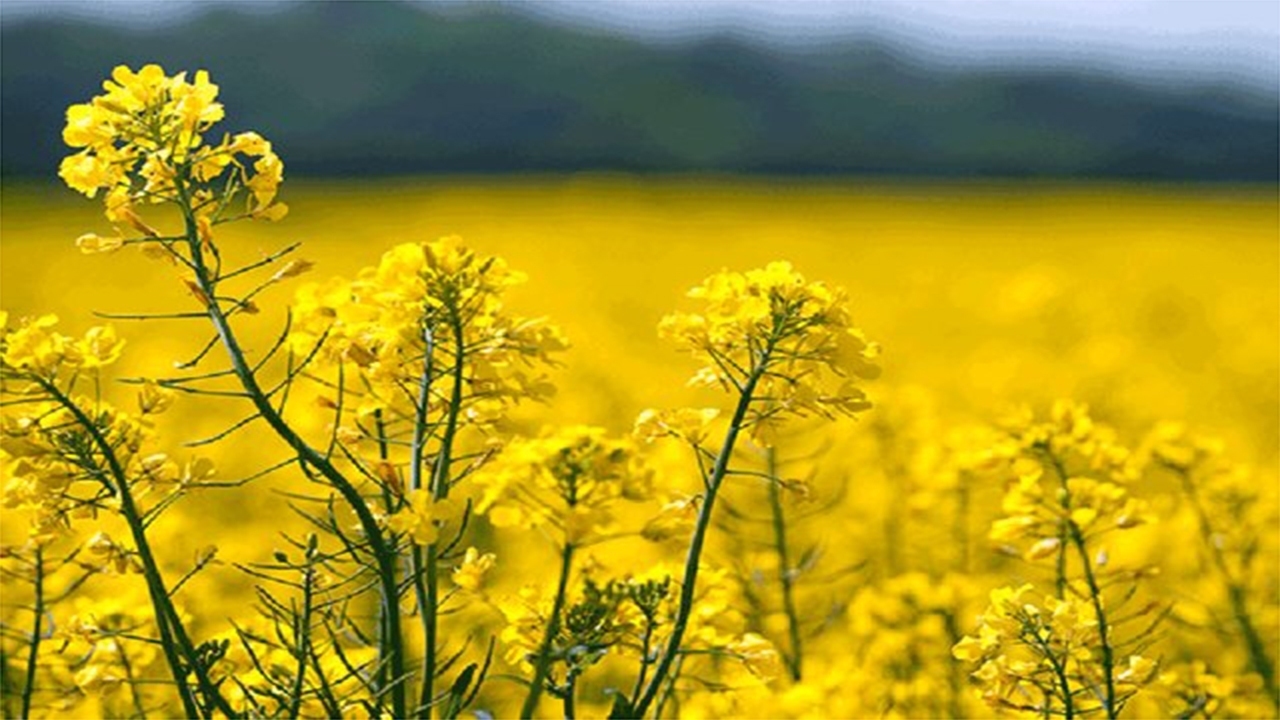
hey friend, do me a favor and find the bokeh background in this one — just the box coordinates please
[1,4,1278,717]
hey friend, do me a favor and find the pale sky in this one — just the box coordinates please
[3,0,1277,87]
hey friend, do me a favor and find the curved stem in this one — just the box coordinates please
[38,378,214,718]
[423,313,468,715]
[632,365,764,717]
[175,178,407,718]
[1176,469,1279,708]
[409,324,436,717]
[520,543,576,719]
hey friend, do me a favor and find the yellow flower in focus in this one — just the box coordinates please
[59,64,286,230]
[658,261,878,445]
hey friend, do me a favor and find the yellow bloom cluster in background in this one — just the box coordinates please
[0,64,1276,720]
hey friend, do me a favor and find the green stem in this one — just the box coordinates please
[424,313,468,716]
[39,378,212,719]
[520,543,576,718]
[19,545,43,720]
[563,673,578,720]
[1044,451,1071,600]
[632,365,765,717]
[1031,628,1075,720]
[409,323,437,717]
[765,448,803,681]
[286,566,314,719]
[1177,469,1279,708]
[176,178,407,718]
[1068,524,1116,719]
[627,620,656,707]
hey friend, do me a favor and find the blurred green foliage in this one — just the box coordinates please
[2,1,1276,180]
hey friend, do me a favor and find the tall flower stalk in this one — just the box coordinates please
[630,262,879,716]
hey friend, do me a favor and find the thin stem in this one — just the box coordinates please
[1176,468,1279,708]
[520,543,576,719]
[632,364,765,717]
[410,324,436,718]
[1042,450,1071,599]
[38,377,213,719]
[765,448,802,681]
[19,545,43,720]
[424,314,468,715]
[175,175,407,718]
[1031,628,1075,720]
[563,673,578,720]
[286,566,315,719]
[627,620,655,707]
[1067,523,1116,719]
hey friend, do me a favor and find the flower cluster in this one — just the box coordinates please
[474,426,651,544]
[990,401,1151,563]
[1,314,124,378]
[59,64,286,240]
[657,262,879,444]
[843,573,979,718]
[290,237,567,432]
[1,316,199,537]
[953,584,1159,716]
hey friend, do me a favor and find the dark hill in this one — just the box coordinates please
[2,2,1276,180]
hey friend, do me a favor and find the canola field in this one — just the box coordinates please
[1,65,1278,720]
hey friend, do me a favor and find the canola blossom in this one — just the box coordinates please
[0,63,1275,720]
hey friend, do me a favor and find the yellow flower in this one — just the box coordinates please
[137,382,175,415]
[658,261,878,444]
[75,664,126,696]
[474,426,648,544]
[77,325,125,368]
[729,633,782,682]
[641,496,700,542]
[60,64,287,230]
[75,233,126,254]
[386,490,448,546]
[452,547,497,591]
[633,407,719,445]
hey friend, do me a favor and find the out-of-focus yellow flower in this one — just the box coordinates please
[641,496,699,542]
[474,426,650,544]
[729,633,782,681]
[75,664,126,696]
[452,546,497,591]
[387,490,455,546]
[633,407,719,445]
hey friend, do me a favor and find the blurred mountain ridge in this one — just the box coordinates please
[3,1,1276,180]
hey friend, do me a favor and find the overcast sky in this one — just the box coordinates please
[4,0,1277,87]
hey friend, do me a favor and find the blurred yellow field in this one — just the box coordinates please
[3,169,1278,719]
[5,177,1276,435]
